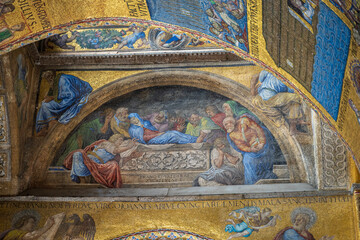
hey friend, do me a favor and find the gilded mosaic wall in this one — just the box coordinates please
[0,195,355,239]
[38,26,214,52]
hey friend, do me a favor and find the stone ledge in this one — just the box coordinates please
[0,183,351,202]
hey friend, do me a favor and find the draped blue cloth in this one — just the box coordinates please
[36,74,93,132]
[129,113,158,131]
[225,222,254,237]
[70,147,115,183]
[148,130,197,144]
[128,113,197,144]
[282,229,308,240]
[226,127,278,184]
[123,32,146,48]
[258,70,294,101]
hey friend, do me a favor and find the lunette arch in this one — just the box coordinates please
[28,69,308,187]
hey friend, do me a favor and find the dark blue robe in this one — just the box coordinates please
[36,74,93,132]
[128,113,197,144]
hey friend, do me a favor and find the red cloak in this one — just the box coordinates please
[63,139,122,188]
[211,112,226,131]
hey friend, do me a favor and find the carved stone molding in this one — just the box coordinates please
[320,120,348,189]
[0,59,4,90]
[0,96,8,143]
[353,189,360,234]
[122,145,210,171]
[36,49,243,67]
[25,43,40,65]
[0,151,10,181]
[0,72,11,181]
[120,144,210,187]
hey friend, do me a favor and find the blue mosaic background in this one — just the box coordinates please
[311,1,351,121]
[146,0,249,52]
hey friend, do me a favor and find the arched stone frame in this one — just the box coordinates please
[112,229,213,240]
[27,69,309,188]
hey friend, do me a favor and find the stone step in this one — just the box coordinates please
[273,164,290,178]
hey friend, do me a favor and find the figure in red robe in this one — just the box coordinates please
[205,105,226,132]
[63,134,138,188]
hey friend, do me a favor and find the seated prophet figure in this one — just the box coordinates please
[223,116,278,184]
[63,134,138,188]
[251,70,307,135]
[128,113,206,144]
[35,70,93,135]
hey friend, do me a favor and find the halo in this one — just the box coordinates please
[290,207,317,230]
[11,209,40,229]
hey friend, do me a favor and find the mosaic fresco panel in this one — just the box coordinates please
[40,25,214,52]
[50,85,289,188]
[0,196,355,239]
[146,0,248,52]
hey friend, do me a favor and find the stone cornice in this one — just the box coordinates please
[30,47,245,67]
